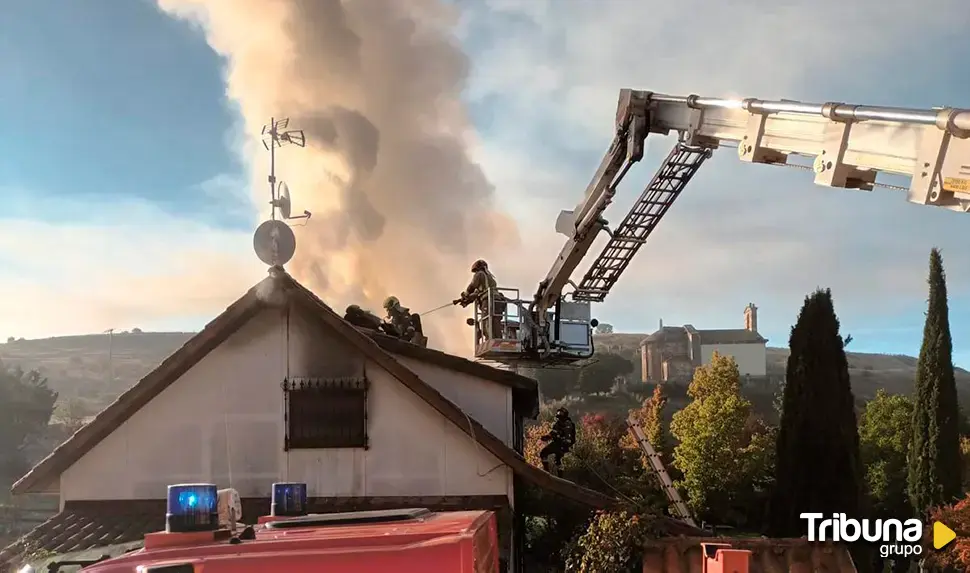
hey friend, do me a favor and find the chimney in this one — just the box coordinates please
[744,303,758,332]
[659,318,664,329]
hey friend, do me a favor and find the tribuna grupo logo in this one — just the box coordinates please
[801,513,924,558]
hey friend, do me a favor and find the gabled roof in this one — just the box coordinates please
[640,326,767,346]
[11,269,607,510]
[695,328,767,345]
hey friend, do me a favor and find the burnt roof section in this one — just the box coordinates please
[640,326,767,346]
[11,271,595,509]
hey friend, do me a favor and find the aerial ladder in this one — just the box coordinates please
[470,89,970,368]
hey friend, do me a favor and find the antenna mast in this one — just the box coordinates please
[261,117,306,220]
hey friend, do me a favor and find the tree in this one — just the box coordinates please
[577,353,633,395]
[0,359,57,490]
[522,411,664,570]
[565,510,655,573]
[768,289,862,537]
[909,248,962,515]
[859,390,913,519]
[926,494,970,571]
[595,323,614,335]
[53,397,91,436]
[527,368,578,401]
[670,353,772,526]
[622,384,671,461]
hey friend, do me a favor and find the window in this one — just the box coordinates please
[283,377,368,450]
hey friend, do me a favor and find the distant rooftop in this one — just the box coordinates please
[640,325,767,346]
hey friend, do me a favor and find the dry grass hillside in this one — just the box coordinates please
[3,330,968,418]
[1,332,194,418]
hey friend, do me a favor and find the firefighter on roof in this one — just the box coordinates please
[539,408,576,472]
[382,296,427,347]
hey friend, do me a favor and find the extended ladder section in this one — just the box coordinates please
[627,416,697,527]
[636,90,970,211]
[573,143,711,302]
[539,89,970,312]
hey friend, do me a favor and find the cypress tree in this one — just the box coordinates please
[908,248,962,515]
[767,288,862,536]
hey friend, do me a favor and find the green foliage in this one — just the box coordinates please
[577,354,634,395]
[528,367,578,401]
[564,510,657,573]
[644,384,669,457]
[0,359,57,489]
[522,412,666,570]
[670,353,774,527]
[768,288,862,537]
[909,248,963,515]
[621,384,671,462]
[859,390,913,519]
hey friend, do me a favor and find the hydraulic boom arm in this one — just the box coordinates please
[535,90,970,318]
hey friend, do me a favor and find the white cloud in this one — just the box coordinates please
[0,190,264,339]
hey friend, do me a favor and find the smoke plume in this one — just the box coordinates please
[157,0,520,355]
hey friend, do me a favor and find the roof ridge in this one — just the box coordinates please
[13,271,604,512]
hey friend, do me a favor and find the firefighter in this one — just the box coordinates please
[343,305,383,331]
[344,304,400,338]
[539,408,576,472]
[454,259,505,342]
[382,296,425,345]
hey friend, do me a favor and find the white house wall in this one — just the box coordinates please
[59,306,510,503]
[699,343,767,377]
[398,357,512,446]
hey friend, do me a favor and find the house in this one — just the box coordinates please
[1,268,631,572]
[640,304,768,383]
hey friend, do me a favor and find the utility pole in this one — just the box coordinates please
[103,328,114,387]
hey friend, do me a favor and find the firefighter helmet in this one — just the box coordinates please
[383,296,400,311]
[471,259,488,272]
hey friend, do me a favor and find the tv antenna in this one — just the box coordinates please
[253,117,308,269]
[261,117,311,223]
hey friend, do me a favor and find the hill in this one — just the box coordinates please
[592,332,970,402]
[3,330,968,418]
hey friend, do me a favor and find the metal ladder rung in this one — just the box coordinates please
[572,143,710,302]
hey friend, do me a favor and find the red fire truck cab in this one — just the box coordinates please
[59,483,500,573]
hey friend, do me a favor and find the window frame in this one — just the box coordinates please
[282,376,369,450]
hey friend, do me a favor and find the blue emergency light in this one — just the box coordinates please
[271,482,308,517]
[166,483,219,533]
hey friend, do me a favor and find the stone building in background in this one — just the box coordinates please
[639,303,767,384]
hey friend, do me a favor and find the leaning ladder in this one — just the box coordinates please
[626,416,697,527]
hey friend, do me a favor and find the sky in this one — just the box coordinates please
[1,0,969,365]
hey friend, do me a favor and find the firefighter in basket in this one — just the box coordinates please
[453,259,505,345]
[539,407,576,472]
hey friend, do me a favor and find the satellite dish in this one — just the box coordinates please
[253,219,296,267]
[277,182,292,219]
[269,180,311,222]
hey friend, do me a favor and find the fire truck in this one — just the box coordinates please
[18,483,500,573]
[470,89,970,368]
